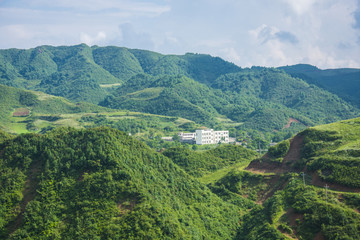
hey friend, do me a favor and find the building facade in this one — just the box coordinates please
[195,129,229,145]
[178,132,196,143]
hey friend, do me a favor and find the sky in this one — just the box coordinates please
[0,0,360,69]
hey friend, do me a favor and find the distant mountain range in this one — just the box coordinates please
[0,44,359,139]
[1,44,360,239]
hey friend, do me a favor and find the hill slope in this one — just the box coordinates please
[247,116,360,188]
[212,117,360,239]
[0,45,359,143]
[0,127,243,239]
[0,84,109,132]
[279,64,360,108]
[102,68,359,134]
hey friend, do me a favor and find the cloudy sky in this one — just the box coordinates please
[1,0,360,69]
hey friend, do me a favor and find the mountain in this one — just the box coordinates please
[1,45,359,143]
[218,117,360,239]
[279,64,360,108]
[100,74,227,125]
[101,68,359,135]
[0,45,240,104]
[0,127,245,239]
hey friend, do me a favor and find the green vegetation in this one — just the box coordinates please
[268,139,290,161]
[162,144,257,177]
[102,68,358,144]
[1,45,359,145]
[0,84,109,133]
[0,127,242,239]
[1,116,360,239]
[280,64,360,108]
[299,117,360,187]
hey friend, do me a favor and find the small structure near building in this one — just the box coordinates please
[161,136,174,142]
[178,132,196,143]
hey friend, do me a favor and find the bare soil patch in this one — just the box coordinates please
[283,118,300,129]
[311,172,360,193]
[246,135,304,174]
[13,108,30,117]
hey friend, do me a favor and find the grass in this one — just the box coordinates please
[313,117,360,152]
[7,117,29,134]
[216,116,243,127]
[99,83,122,88]
[125,87,164,100]
[199,162,250,184]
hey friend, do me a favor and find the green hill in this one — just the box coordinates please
[0,84,109,133]
[0,45,359,144]
[100,74,226,125]
[1,120,360,239]
[0,127,245,239]
[0,85,203,151]
[279,64,360,108]
[247,116,360,188]
[0,45,240,104]
[162,144,258,177]
[102,68,359,139]
[213,117,360,239]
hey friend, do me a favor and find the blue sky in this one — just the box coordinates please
[0,0,359,68]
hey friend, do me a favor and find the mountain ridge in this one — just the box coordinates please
[0,44,359,144]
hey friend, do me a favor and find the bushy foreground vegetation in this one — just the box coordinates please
[0,127,242,239]
[1,116,360,239]
[237,177,360,240]
[162,145,257,177]
[299,117,360,187]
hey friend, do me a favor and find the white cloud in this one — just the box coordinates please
[15,0,171,15]
[282,0,318,15]
[0,0,359,68]
[220,47,241,63]
[249,24,298,45]
[80,32,107,46]
[118,23,155,50]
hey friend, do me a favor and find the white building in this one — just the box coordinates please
[178,132,196,143]
[195,129,229,145]
[214,130,229,144]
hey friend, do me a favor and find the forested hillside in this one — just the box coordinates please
[1,118,360,239]
[0,44,359,143]
[279,64,360,108]
[248,117,360,188]
[0,127,245,239]
[102,68,358,135]
[214,118,360,239]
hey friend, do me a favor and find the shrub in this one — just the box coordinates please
[268,139,290,159]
